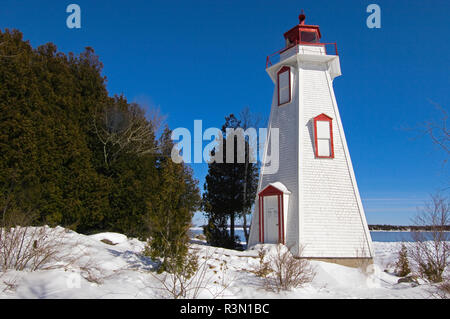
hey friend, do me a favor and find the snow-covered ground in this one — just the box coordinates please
[0,227,446,299]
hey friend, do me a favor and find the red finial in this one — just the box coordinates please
[299,10,306,25]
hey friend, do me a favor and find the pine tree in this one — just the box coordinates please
[145,127,201,273]
[395,244,411,277]
[0,30,110,229]
[202,114,258,249]
[0,29,175,239]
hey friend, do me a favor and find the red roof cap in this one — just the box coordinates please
[299,9,306,25]
[283,11,322,46]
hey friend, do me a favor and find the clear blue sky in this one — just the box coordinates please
[1,0,449,225]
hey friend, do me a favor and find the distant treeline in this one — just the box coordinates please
[369,224,450,231]
[223,224,450,231]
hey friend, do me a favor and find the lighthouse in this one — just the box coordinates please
[248,12,374,265]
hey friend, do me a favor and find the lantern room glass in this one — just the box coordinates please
[300,31,319,43]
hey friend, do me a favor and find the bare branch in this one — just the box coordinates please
[421,102,449,156]
[253,244,315,292]
[92,102,162,167]
[408,193,449,283]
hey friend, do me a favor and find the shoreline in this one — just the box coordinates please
[191,226,449,233]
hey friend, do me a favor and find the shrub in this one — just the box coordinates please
[395,244,411,277]
[409,194,449,283]
[260,244,315,292]
[252,247,272,278]
[437,280,450,299]
[149,247,232,299]
[0,206,68,272]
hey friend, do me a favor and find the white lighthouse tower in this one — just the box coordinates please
[248,12,373,265]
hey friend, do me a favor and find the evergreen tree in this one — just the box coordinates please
[0,30,110,229]
[395,244,411,277]
[0,29,198,241]
[202,114,258,249]
[238,107,261,242]
[145,127,201,273]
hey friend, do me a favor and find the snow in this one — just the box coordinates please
[89,232,129,245]
[0,227,446,299]
[266,182,291,194]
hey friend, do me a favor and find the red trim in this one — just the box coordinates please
[261,196,264,243]
[313,113,334,159]
[259,195,265,243]
[279,41,325,55]
[277,66,291,106]
[258,185,286,244]
[281,195,285,244]
[266,42,338,68]
[259,185,283,197]
[277,195,281,243]
[284,24,322,44]
[258,196,262,242]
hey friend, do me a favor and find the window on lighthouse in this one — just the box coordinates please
[300,31,319,43]
[314,114,334,158]
[277,66,291,106]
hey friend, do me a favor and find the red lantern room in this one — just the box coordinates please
[265,11,338,71]
[283,10,322,47]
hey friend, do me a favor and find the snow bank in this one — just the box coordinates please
[0,227,445,299]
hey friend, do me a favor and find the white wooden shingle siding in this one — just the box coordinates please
[299,62,372,258]
[248,49,373,259]
[248,66,301,254]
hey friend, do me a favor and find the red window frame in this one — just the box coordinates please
[313,113,334,159]
[277,66,291,106]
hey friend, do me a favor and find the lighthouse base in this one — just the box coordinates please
[304,257,374,269]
